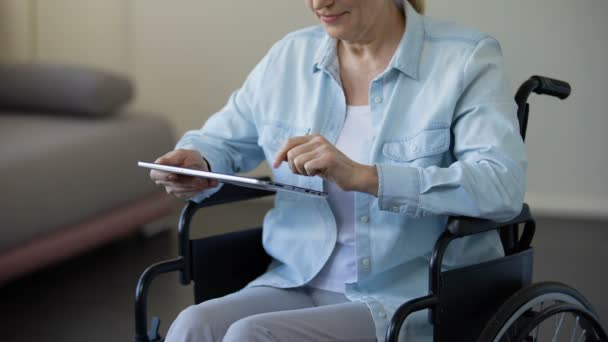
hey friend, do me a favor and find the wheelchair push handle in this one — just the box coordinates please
[515,75,571,105]
[531,75,571,100]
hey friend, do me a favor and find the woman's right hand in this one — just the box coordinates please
[150,149,219,199]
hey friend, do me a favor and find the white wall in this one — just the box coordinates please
[128,0,315,136]
[33,0,131,73]
[1,0,606,218]
[0,0,32,62]
[427,0,608,217]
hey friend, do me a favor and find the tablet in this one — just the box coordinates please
[138,161,328,198]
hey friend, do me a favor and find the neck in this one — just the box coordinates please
[338,3,405,70]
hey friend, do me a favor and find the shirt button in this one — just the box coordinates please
[360,216,369,223]
[373,96,383,104]
[361,258,370,267]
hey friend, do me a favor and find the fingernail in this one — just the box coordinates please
[168,175,177,181]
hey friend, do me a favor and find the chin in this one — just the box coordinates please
[322,26,349,40]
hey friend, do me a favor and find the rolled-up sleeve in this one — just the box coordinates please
[377,37,527,222]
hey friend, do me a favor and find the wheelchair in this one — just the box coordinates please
[134,76,608,342]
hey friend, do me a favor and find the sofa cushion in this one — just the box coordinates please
[0,112,175,251]
[0,63,133,117]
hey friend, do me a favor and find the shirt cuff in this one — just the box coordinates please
[376,163,421,217]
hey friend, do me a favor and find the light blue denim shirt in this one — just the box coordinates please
[176,3,526,341]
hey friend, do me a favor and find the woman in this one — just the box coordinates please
[151,0,527,341]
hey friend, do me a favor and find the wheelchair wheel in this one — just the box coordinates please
[477,281,608,342]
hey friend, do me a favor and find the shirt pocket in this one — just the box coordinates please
[258,123,310,186]
[381,127,451,167]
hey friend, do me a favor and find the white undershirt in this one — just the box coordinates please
[309,105,374,293]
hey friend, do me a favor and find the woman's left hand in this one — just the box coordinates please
[273,134,378,196]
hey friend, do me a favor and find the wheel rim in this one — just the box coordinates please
[492,293,602,342]
[510,303,605,342]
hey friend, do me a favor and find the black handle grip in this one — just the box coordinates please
[531,75,571,100]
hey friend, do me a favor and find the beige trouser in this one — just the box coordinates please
[165,286,377,342]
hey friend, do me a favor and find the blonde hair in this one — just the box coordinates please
[395,0,426,14]
[408,0,425,14]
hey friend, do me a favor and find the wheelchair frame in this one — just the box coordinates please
[133,76,607,342]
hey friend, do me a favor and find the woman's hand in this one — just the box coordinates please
[150,149,218,199]
[273,134,378,196]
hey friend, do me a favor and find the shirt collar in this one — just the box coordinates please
[312,1,425,81]
[312,35,338,75]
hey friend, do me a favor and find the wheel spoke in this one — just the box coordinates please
[535,302,544,341]
[552,313,565,342]
[571,316,580,342]
[576,329,587,342]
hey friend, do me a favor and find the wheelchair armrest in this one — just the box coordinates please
[447,204,532,238]
[178,178,274,286]
[427,204,536,330]
[386,295,439,342]
[134,258,184,342]
[134,180,275,341]
[190,177,275,209]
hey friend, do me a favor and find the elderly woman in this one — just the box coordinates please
[151,0,527,341]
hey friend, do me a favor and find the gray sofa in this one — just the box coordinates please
[0,63,178,285]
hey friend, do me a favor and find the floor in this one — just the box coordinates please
[1,200,607,342]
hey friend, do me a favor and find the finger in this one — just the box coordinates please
[304,157,327,178]
[155,181,204,193]
[173,191,202,199]
[288,155,298,175]
[169,188,201,196]
[292,150,320,176]
[285,139,322,174]
[155,149,206,171]
[164,163,206,182]
[273,135,315,168]
[167,191,201,199]
[156,178,219,189]
[155,150,187,166]
[150,169,178,182]
[184,177,218,187]
[155,177,200,188]
[164,184,205,196]
[153,151,192,181]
